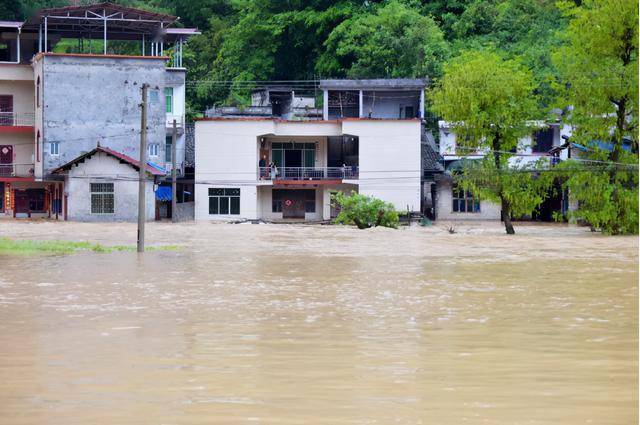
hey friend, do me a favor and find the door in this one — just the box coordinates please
[0,145,12,176]
[14,190,28,214]
[283,149,302,179]
[0,95,13,125]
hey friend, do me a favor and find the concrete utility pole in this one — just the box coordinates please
[171,119,177,223]
[137,83,149,253]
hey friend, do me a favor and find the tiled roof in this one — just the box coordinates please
[52,146,166,176]
[422,143,444,172]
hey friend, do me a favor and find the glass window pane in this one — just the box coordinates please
[209,188,224,196]
[219,197,229,214]
[225,188,240,196]
[272,150,283,168]
[304,150,315,168]
[453,199,459,212]
[230,196,240,214]
[209,197,219,214]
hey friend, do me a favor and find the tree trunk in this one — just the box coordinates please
[501,196,515,235]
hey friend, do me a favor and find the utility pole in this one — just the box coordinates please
[137,83,149,253]
[171,119,177,223]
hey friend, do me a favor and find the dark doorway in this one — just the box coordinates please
[273,189,315,219]
[0,145,12,176]
[14,189,45,217]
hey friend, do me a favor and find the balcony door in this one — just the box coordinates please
[0,145,12,176]
[0,95,13,126]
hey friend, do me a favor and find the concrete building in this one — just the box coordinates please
[0,3,198,220]
[435,120,573,221]
[195,79,425,222]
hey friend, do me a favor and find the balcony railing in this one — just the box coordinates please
[0,162,35,177]
[259,166,359,181]
[0,112,35,127]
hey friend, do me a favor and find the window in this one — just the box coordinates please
[532,128,554,153]
[148,143,158,157]
[452,184,480,213]
[165,87,173,113]
[27,189,45,212]
[165,136,172,162]
[208,188,240,215]
[91,183,114,214]
[50,141,59,156]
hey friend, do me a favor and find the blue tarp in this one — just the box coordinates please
[572,140,633,153]
[147,160,167,175]
[155,186,172,201]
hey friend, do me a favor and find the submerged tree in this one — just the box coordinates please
[332,192,399,229]
[430,50,552,234]
[553,0,638,234]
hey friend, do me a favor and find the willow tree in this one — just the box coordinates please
[430,50,552,234]
[553,0,638,234]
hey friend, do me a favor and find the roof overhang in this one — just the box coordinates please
[319,78,428,90]
[52,146,165,176]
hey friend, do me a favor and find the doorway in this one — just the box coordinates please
[273,189,315,219]
[0,145,12,176]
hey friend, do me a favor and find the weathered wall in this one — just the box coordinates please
[65,151,155,222]
[435,179,501,220]
[37,54,167,178]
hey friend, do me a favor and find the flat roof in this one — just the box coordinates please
[0,21,23,29]
[319,78,428,90]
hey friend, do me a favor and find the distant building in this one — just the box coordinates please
[0,3,198,220]
[195,79,427,221]
[435,120,574,221]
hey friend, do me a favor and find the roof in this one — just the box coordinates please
[0,21,23,29]
[319,78,428,90]
[51,146,165,176]
[422,143,444,172]
[22,3,180,40]
[155,186,172,201]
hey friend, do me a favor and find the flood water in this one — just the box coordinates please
[0,221,637,424]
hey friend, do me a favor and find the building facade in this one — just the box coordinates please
[0,3,196,221]
[196,79,426,221]
[434,120,573,221]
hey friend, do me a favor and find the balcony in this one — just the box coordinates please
[0,162,35,179]
[0,112,35,128]
[259,166,359,181]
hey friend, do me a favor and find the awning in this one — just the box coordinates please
[155,186,172,201]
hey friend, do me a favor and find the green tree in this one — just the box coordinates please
[553,0,638,234]
[332,192,399,229]
[430,50,552,234]
[317,0,449,78]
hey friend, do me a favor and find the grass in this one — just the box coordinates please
[0,237,182,255]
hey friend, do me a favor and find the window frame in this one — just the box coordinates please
[148,143,159,157]
[90,182,115,214]
[452,184,480,213]
[49,140,59,156]
[208,188,240,215]
[165,87,173,114]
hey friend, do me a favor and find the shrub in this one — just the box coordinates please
[331,192,399,229]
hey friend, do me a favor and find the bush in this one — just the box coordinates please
[331,192,399,229]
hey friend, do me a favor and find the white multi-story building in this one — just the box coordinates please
[195,79,426,221]
[435,120,573,221]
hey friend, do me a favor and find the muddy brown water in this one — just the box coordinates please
[0,221,637,424]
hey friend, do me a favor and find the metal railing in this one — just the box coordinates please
[259,166,359,181]
[0,162,35,177]
[0,112,35,127]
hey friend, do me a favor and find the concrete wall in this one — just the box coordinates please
[35,54,168,178]
[343,119,421,212]
[0,80,33,117]
[165,69,186,173]
[436,179,501,220]
[65,151,155,221]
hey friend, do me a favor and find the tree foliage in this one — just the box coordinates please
[332,192,399,229]
[553,0,638,234]
[429,50,550,234]
[317,0,449,78]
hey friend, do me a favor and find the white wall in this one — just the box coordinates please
[436,179,501,220]
[65,152,155,221]
[343,119,421,212]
